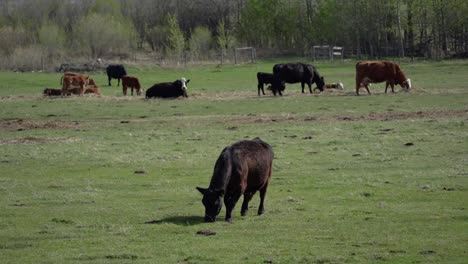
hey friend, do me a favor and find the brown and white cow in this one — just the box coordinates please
[313,82,344,92]
[122,76,142,96]
[355,61,411,95]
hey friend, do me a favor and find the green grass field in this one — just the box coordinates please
[0,59,467,263]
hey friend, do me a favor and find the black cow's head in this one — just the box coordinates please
[316,76,325,92]
[176,77,190,97]
[270,80,286,96]
[196,187,223,222]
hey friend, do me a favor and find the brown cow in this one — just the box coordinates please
[355,61,411,95]
[60,72,89,85]
[86,78,101,95]
[61,75,87,96]
[88,78,97,86]
[67,86,100,96]
[122,76,142,96]
[84,85,101,95]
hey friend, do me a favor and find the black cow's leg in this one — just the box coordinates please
[225,192,242,222]
[308,81,313,94]
[385,82,389,93]
[241,192,255,216]
[117,78,120,87]
[301,82,305,93]
[258,84,262,96]
[258,184,269,215]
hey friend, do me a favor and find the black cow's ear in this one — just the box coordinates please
[196,187,207,194]
[186,79,190,83]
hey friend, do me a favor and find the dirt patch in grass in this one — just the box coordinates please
[240,109,468,125]
[330,109,468,122]
[157,109,467,129]
[0,136,79,145]
[0,119,80,131]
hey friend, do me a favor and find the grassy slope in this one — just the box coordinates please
[0,59,467,263]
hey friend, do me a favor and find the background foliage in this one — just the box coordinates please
[0,0,467,70]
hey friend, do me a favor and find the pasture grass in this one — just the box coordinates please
[0,59,467,263]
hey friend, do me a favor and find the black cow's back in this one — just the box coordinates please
[273,63,313,83]
[271,62,324,94]
[106,64,127,86]
[106,64,127,78]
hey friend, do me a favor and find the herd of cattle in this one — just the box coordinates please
[40,61,412,223]
[43,64,190,98]
[43,61,411,98]
[196,61,412,222]
[257,61,411,96]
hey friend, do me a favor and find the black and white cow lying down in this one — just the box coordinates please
[145,78,190,98]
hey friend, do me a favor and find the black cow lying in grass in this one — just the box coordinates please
[257,72,274,96]
[145,78,190,98]
[106,64,127,86]
[197,137,274,222]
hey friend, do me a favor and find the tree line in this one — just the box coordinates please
[0,0,466,70]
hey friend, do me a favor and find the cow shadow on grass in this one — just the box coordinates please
[144,215,204,226]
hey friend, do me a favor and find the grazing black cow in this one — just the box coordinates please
[197,137,274,222]
[106,64,127,86]
[271,62,325,96]
[145,78,190,98]
[257,72,274,96]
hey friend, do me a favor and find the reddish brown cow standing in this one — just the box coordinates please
[61,75,87,96]
[355,61,411,95]
[122,76,142,96]
[60,72,89,85]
